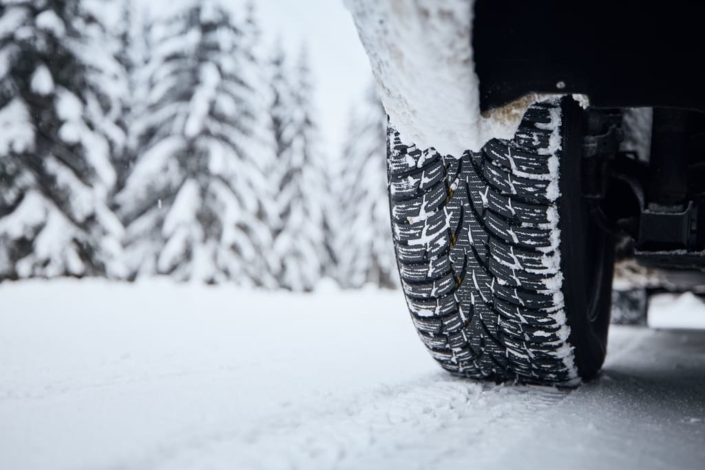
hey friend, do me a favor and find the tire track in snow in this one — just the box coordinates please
[122,373,570,470]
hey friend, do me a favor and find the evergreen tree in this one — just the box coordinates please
[241,0,280,284]
[113,0,151,192]
[117,0,275,285]
[116,0,134,78]
[268,42,295,245]
[0,0,126,280]
[270,48,331,291]
[336,85,398,289]
[112,0,137,189]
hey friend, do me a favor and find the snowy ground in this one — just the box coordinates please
[1,280,704,470]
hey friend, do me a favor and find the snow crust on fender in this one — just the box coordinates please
[345,0,541,156]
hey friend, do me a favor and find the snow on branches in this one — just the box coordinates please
[116,0,277,285]
[0,0,399,290]
[0,0,126,280]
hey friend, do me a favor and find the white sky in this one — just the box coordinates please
[140,0,373,157]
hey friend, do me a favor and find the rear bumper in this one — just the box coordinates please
[474,0,705,112]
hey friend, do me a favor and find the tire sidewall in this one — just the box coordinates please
[558,98,615,380]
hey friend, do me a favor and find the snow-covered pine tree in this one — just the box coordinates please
[118,0,275,285]
[336,84,398,289]
[0,0,126,281]
[241,0,280,286]
[268,41,295,234]
[270,48,330,291]
[296,52,339,286]
[112,0,139,190]
[116,0,134,78]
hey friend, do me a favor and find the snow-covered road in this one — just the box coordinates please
[1,280,704,470]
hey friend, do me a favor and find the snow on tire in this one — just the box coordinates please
[388,98,613,386]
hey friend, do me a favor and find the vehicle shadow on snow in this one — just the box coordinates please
[599,327,705,395]
[491,328,705,469]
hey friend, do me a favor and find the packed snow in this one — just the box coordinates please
[1,279,704,470]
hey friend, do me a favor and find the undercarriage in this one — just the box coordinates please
[474,0,705,276]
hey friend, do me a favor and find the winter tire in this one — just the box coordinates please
[387,97,614,386]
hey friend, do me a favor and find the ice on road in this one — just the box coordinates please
[1,280,704,470]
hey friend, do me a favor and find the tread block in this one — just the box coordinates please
[407,295,458,318]
[390,159,446,202]
[399,256,451,282]
[484,211,552,250]
[484,140,551,176]
[482,161,551,204]
[402,272,456,300]
[486,185,551,226]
